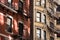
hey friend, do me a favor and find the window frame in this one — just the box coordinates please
[41,13,46,24]
[6,17,12,33]
[35,12,46,24]
[36,0,46,8]
[7,0,12,7]
[5,15,13,33]
[7,17,12,26]
[8,0,12,4]
[56,17,60,24]
[36,0,41,6]
[36,28,41,40]
[44,31,46,40]
[35,12,41,22]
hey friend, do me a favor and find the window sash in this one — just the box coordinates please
[41,13,45,23]
[7,17,12,26]
[8,0,11,3]
[36,0,41,6]
[41,30,46,40]
[36,0,46,7]
[41,0,46,7]
[36,28,41,38]
[36,12,41,22]
[57,17,60,24]
[6,17,12,33]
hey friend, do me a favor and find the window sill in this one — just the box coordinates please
[35,21,46,24]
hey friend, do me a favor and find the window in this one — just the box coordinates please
[18,0,23,13]
[8,0,11,3]
[20,0,23,2]
[36,28,46,40]
[41,30,46,40]
[50,22,54,28]
[18,23,24,38]
[36,0,41,6]
[8,0,12,7]
[36,12,41,22]
[36,0,46,7]
[56,5,60,12]
[36,12,46,23]
[41,0,46,7]
[6,17,12,33]
[57,17,60,24]
[36,28,41,40]
[44,31,46,40]
[41,13,44,23]
[41,13,46,23]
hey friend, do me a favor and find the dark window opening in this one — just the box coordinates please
[18,1,23,13]
[57,17,60,24]
[50,22,54,28]
[18,23,24,40]
[57,5,60,12]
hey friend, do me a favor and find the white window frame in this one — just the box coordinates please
[36,0,41,6]
[41,0,45,7]
[8,0,12,4]
[36,28,41,40]
[5,14,13,34]
[36,12,41,22]
[41,13,45,23]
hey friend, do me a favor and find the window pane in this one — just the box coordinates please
[36,12,41,22]
[20,0,23,2]
[41,30,44,39]
[44,31,46,40]
[8,0,11,3]
[36,29,41,38]
[41,0,45,7]
[7,18,11,25]
[41,0,45,4]
[36,2,40,6]
[36,18,40,22]
[41,13,45,23]
[36,12,40,17]
[57,17,60,24]
[36,0,41,6]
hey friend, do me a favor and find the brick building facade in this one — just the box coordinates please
[0,0,31,40]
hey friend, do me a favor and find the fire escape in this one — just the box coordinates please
[47,0,59,34]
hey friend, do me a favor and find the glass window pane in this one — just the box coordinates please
[41,30,44,39]
[41,0,45,4]
[36,13,40,17]
[36,18,40,22]
[41,0,45,7]
[36,29,41,38]
[7,18,11,25]
[8,0,11,3]
[36,2,40,6]
[41,13,45,23]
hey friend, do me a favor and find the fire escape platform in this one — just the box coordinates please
[0,2,17,13]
